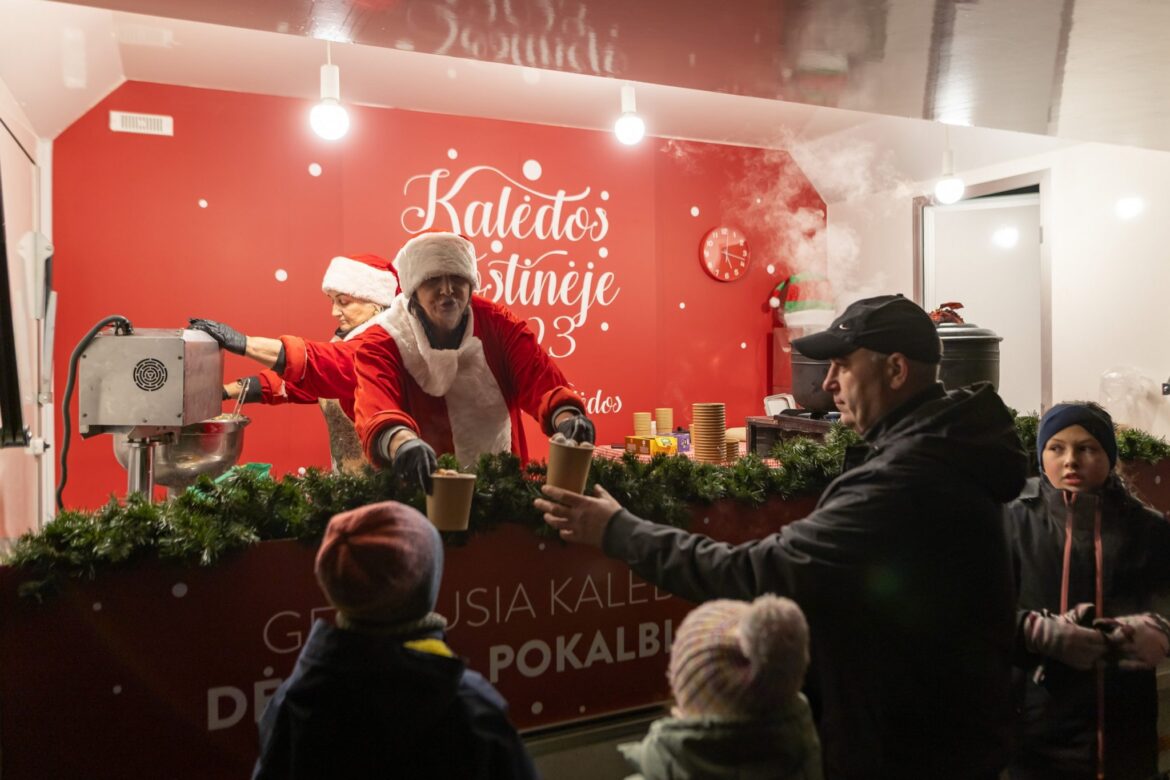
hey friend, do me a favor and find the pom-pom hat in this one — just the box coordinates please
[394,232,481,299]
[315,501,443,625]
[669,595,809,719]
[321,253,399,308]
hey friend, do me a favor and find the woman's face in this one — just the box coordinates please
[328,293,381,335]
[1041,423,1112,493]
[415,274,472,336]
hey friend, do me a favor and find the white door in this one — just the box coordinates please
[923,194,1043,415]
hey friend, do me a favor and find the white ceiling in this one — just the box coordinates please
[0,0,1075,200]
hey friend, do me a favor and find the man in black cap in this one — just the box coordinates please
[536,294,1028,779]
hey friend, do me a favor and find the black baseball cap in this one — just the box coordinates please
[791,294,942,363]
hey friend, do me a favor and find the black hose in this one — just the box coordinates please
[56,315,133,511]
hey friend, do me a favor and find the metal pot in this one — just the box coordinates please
[790,350,836,412]
[938,322,1002,391]
[113,417,250,489]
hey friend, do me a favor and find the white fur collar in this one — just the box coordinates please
[380,295,512,464]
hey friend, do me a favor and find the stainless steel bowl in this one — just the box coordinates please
[112,417,250,489]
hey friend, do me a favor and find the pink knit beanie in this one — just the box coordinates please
[668,595,809,719]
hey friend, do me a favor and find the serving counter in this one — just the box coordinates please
[0,495,816,779]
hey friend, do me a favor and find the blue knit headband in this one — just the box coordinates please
[1036,403,1117,471]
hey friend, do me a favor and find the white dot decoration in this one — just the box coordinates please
[263,666,274,677]
[579,705,587,713]
[538,543,546,551]
[198,199,208,209]
[703,516,710,524]
[307,163,322,177]
[598,247,609,258]
[740,342,747,349]
[1157,475,1163,485]
[522,159,542,180]
[298,467,307,476]
[447,148,458,160]
[756,197,762,204]
[274,269,288,282]
[690,206,700,217]
[113,685,123,694]
[766,264,776,275]
[568,261,576,268]
[679,302,686,310]
[524,259,532,267]
[490,240,503,253]
[587,261,595,270]
[92,602,102,611]
[601,191,610,200]
[531,701,544,715]
[600,322,609,332]
[172,583,188,598]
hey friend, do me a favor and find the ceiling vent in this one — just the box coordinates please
[109,111,174,137]
[115,23,175,48]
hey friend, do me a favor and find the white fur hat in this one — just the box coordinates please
[394,232,481,299]
[321,254,399,308]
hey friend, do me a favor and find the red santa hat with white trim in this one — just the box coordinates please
[393,232,481,299]
[321,253,399,308]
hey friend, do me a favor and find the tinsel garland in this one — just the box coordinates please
[6,415,1169,599]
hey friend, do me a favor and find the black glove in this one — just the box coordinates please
[189,318,247,356]
[393,438,437,494]
[238,376,263,403]
[556,412,595,444]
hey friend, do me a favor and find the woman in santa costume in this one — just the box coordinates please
[189,253,398,472]
[352,232,594,493]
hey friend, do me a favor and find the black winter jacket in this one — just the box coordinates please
[1004,476,1170,779]
[253,620,539,780]
[604,382,1028,779]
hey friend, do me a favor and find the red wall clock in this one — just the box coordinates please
[699,226,750,281]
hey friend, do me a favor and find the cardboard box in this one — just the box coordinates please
[666,431,691,453]
[625,435,678,457]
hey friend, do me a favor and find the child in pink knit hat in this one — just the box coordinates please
[619,594,822,779]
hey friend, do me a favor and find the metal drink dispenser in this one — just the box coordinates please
[76,328,230,498]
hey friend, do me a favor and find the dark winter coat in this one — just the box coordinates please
[252,620,539,780]
[603,382,1028,779]
[1004,475,1170,779]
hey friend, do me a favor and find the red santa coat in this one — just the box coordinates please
[254,316,389,419]
[353,295,582,465]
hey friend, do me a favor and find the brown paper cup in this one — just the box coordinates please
[425,472,477,531]
[546,438,594,494]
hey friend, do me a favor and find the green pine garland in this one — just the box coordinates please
[7,414,1167,600]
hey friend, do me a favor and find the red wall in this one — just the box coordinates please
[53,82,823,509]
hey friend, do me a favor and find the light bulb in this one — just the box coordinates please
[614,112,645,145]
[934,176,965,205]
[311,99,349,140]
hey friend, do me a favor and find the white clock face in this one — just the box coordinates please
[701,227,749,281]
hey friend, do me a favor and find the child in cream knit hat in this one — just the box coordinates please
[619,594,822,779]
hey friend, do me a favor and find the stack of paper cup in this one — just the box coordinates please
[654,407,674,435]
[690,403,726,463]
[633,412,652,437]
[725,440,740,463]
